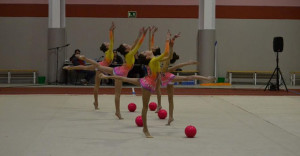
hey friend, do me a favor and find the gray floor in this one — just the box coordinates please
[0,94,300,156]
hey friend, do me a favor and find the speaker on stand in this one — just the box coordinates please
[264,37,288,92]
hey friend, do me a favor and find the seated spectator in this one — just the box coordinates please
[70,49,95,85]
[111,49,123,66]
[127,53,145,79]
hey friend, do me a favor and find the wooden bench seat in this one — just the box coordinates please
[290,71,300,86]
[0,69,38,84]
[227,71,275,85]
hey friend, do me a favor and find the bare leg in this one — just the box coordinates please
[142,88,153,138]
[63,65,96,71]
[77,55,114,75]
[93,71,101,110]
[155,79,162,113]
[167,61,197,72]
[114,80,123,119]
[99,73,140,86]
[172,75,215,82]
[166,84,174,125]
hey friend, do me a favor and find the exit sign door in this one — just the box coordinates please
[128,11,137,18]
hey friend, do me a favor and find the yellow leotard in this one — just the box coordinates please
[124,33,146,68]
[149,39,170,78]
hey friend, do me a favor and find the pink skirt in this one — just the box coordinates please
[160,72,175,87]
[99,60,110,66]
[113,65,131,77]
[139,76,157,93]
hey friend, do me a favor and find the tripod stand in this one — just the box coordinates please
[264,52,288,92]
[48,44,70,85]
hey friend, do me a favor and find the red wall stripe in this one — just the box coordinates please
[0,4,300,19]
[0,4,48,17]
[216,6,300,19]
[66,5,198,18]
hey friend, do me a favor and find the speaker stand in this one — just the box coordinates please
[264,52,288,92]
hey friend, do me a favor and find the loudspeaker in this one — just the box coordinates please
[273,37,283,52]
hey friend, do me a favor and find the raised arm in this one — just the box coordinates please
[108,22,115,52]
[161,33,181,61]
[127,27,148,57]
[104,22,115,62]
[131,28,143,50]
[149,26,157,50]
[151,30,171,63]
[148,26,152,50]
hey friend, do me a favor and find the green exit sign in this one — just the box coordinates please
[128,11,137,18]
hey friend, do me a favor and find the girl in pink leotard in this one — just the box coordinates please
[76,27,148,119]
[63,22,115,110]
[98,31,215,138]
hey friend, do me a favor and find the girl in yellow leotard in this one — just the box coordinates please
[97,31,171,138]
[98,31,215,138]
[76,27,148,119]
[63,22,115,110]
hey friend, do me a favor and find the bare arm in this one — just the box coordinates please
[167,61,197,72]
[149,26,157,50]
[161,33,180,72]
[131,28,143,49]
[127,27,149,57]
[104,22,115,62]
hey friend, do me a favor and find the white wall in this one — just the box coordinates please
[0,17,48,76]
[216,19,300,81]
[66,18,199,70]
[1,17,299,83]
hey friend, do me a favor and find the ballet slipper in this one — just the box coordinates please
[166,117,174,126]
[93,101,99,110]
[155,106,162,113]
[143,128,153,138]
[115,112,124,120]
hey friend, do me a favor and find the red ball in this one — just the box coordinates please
[135,115,143,127]
[158,109,167,119]
[185,125,197,138]
[128,103,136,112]
[148,102,157,111]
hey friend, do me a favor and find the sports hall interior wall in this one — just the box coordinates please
[0,2,299,83]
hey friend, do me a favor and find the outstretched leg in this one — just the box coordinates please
[166,84,174,125]
[76,55,114,75]
[63,65,95,71]
[114,79,123,119]
[172,75,215,83]
[99,73,140,86]
[142,88,153,138]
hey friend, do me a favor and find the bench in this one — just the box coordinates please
[227,71,276,85]
[171,70,199,85]
[290,72,300,86]
[0,69,37,84]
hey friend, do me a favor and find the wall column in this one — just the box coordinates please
[197,0,216,81]
[48,0,66,84]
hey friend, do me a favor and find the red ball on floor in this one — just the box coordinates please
[185,125,197,138]
[148,102,157,111]
[158,109,167,119]
[135,115,143,127]
[128,103,136,112]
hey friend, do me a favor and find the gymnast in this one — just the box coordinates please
[96,31,215,138]
[63,22,115,110]
[74,27,148,119]
[148,28,198,125]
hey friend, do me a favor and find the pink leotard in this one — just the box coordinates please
[160,72,175,87]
